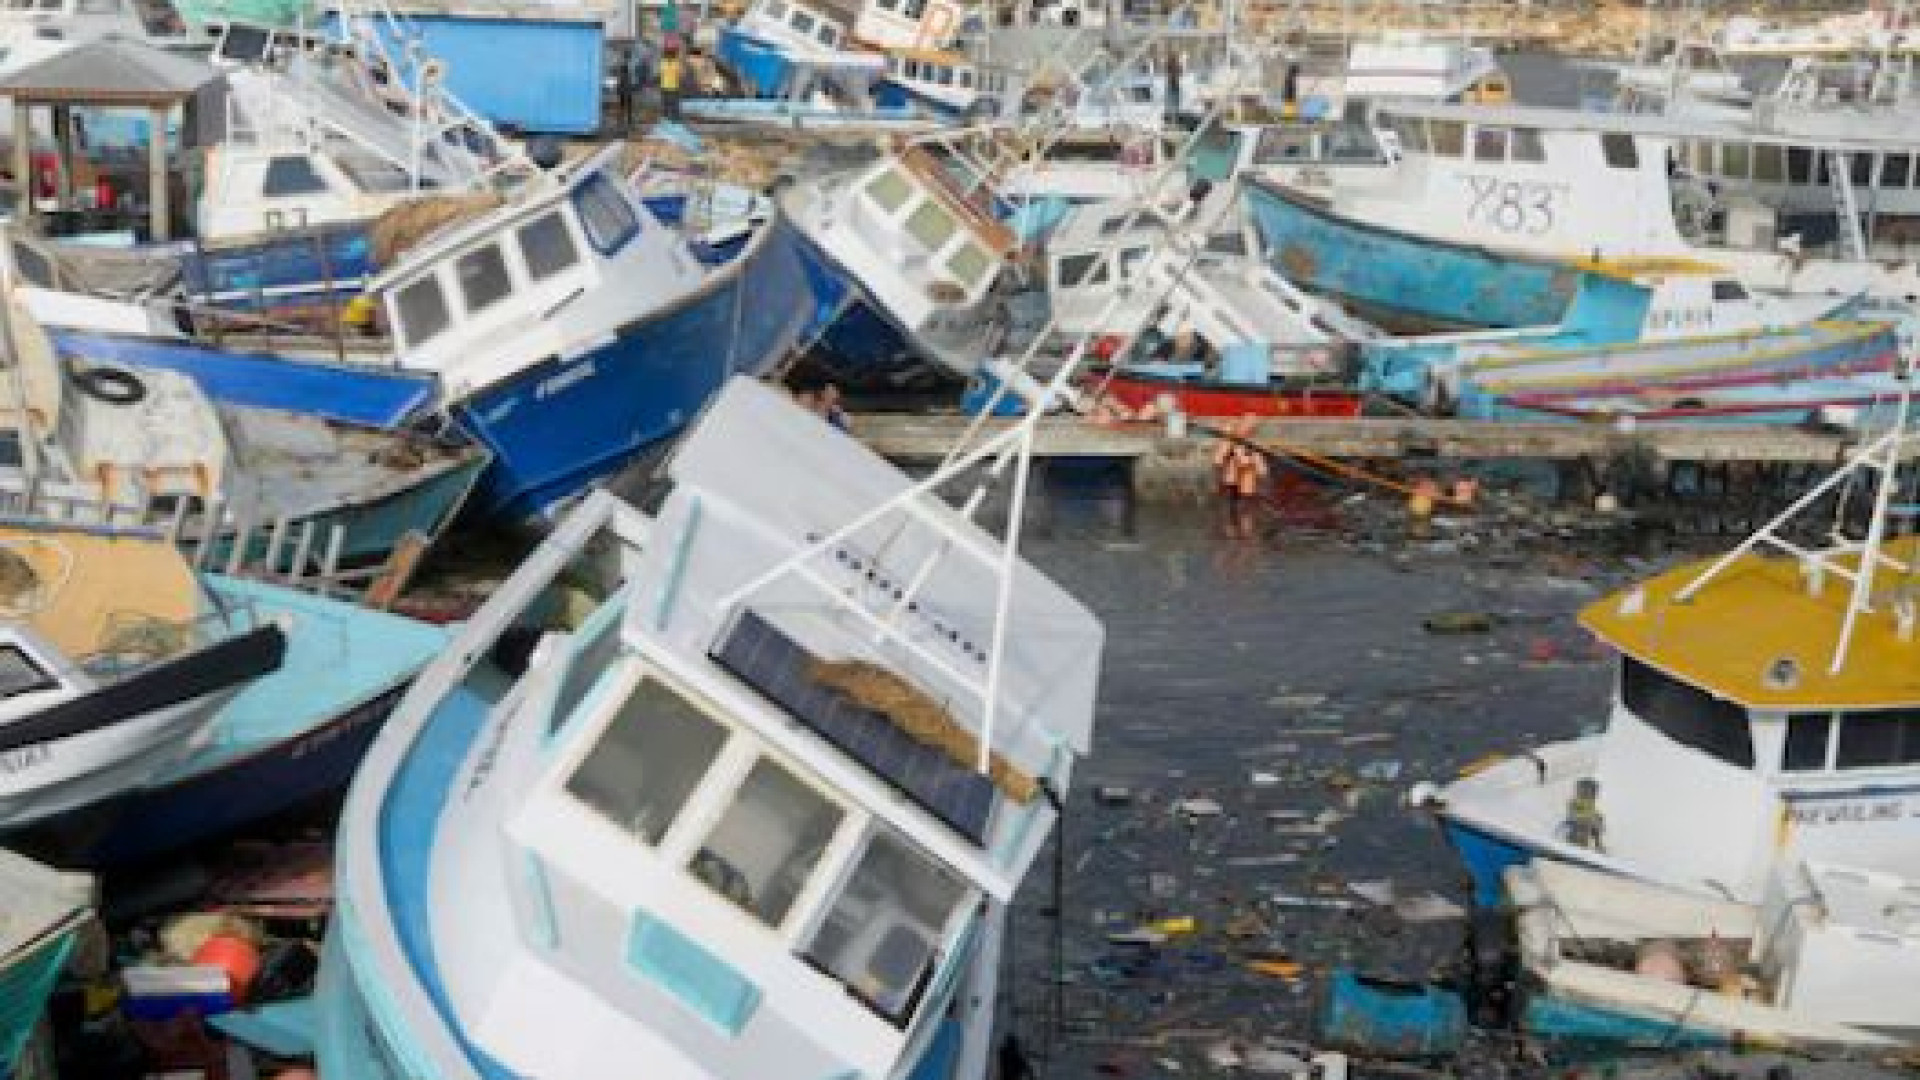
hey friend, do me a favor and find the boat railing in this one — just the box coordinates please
[0,480,424,608]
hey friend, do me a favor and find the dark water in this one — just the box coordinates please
[993,469,1628,1078]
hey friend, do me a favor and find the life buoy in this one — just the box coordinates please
[72,366,146,405]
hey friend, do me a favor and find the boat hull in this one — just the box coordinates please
[1244,178,1579,330]
[453,216,816,520]
[786,227,956,388]
[1095,369,1365,419]
[182,226,377,317]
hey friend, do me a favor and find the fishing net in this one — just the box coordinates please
[369,193,506,268]
[806,658,1037,803]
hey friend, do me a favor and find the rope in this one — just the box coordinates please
[1193,421,1476,507]
[0,537,72,620]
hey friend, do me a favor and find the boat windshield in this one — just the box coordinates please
[802,828,970,1026]
[1620,656,1753,768]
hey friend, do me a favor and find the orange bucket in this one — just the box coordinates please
[192,934,261,1005]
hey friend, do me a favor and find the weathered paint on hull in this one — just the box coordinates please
[1098,371,1365,419]
[1243,179,1578,330]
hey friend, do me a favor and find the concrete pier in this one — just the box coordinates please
[849,414,1872,466]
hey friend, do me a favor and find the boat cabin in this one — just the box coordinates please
[734,0,852,53]
[375,148,704,398]
[1342,36,1510,104]
[853,0,963,51]
[1573,539,1920,900]
[787,148,1013,372]
[879,47,1012,117]
[477,382,1100,1077]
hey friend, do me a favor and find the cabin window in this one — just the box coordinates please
[10,241,54,289]
[1600,131,1639,170]
[262,155,329,198]
[0,644,54,699]
[765,0,787,18]
[958,69,973,88]
[567,676,730,844]
[1427,120,1464,158]
[947,240,991,289]
[904,0,925,16]
[879,0,898,10]
[1833,708,1920,769]
[0,431,21,468]
[1783,712,1833,772]
[936,65,954,86]
[518,212,579,282]
[802,830,969,1025]
[791,9,815,33]
[455,244,513,315]
[1620,656,1753,767]
[574,172,640,254]
[1787,146,1814,185]
[1399,117,1430,154]
[865,168,913,213]
[1885,154,1913,188]
[1753,143,1786,183]
[689,757,844,928]
[1852,153,1876,187]
[1508,128,1544,163]
[904,200,958,251]
[1719,142,1750,179]
[1254,126,1315,163]
[818,24,837,45]
[394,276,451,348]
[1471,126,1508,163]
[1056,252,1107,289]
[1118,246,1147,279]
[1711,279,1748,302]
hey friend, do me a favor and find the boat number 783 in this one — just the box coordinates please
[1462,175,1561,236]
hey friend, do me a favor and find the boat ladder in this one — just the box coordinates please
[1826,150,1870,262]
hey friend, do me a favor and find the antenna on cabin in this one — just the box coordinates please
[1674,339,1920,674]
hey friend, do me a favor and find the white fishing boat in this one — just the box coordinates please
[1041,185,1375,348]
[0,522,285,830]
[784,146,1016,380]
[1413,382,1920,906]
[1717,7,1920,59]
[1506,858,1920,1050]
[315,375,1105,1079]
[1245,99,1920,332]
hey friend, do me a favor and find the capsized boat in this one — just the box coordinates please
[0,847,92,1076]
[316,376,1104,1079]
[1413,388,1920,905]
[1506,859,1920,1051]
[1359,260,1858,407]
[785,146,1017,384]
[0,523,286,831]
[1039,187,1374,418]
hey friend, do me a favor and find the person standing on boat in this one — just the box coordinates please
[621,42,651,132]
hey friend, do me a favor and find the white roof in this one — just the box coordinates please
[643,378,1103,775]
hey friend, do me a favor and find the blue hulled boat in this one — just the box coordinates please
[1243,176,1580,330]
[39,148,818,522]
[16,573,449,868]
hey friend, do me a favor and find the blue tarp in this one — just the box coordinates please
[50,330,434,429]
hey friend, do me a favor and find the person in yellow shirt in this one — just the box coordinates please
[659,49,683,122]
